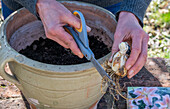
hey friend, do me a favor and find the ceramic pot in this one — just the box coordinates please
[0,1,117,109]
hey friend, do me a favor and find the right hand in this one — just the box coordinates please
[36,0,91,58]
[109,11,149,79]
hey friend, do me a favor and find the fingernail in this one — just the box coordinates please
[78,53,84,58]
[109,56,113,62]
[128,70,134,78]
[86,25,91,32]
[109,52,115,62]
[127,65,131,70]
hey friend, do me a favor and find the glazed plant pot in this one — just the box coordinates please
[0,1,117,109]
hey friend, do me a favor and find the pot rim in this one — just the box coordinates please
[0,1,116,73]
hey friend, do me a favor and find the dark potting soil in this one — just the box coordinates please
[19,36,110,65]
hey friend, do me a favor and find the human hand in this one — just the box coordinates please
[36,0,91,58]
[109,11,149,79]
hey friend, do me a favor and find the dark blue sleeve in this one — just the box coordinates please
[2,0,38,16]
[115,0,152,27]
[13,0,38,16]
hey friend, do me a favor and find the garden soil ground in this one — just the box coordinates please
[19,37,110,65]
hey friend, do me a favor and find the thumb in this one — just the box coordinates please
[109,33,123,62]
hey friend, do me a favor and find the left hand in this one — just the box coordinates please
[109,11,149,79]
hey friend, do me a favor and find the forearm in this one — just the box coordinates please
[116,0,152,27]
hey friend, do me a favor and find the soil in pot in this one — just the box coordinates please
[19,36,110,65]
